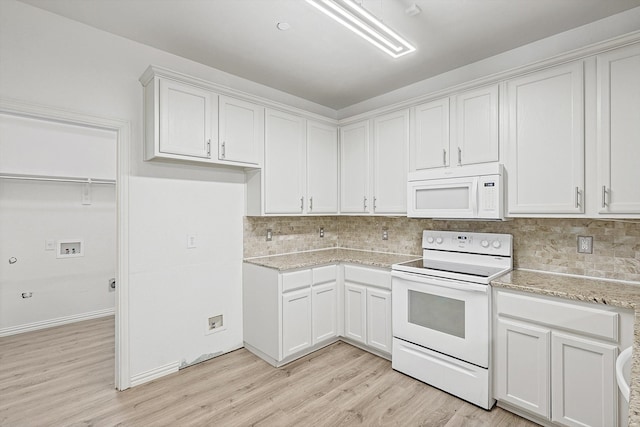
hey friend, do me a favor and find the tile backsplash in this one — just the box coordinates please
[244,216,640,282]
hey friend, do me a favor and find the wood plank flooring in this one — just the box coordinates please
[0,317,539,426]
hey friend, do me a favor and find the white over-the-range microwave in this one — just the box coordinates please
[407,164,505,220]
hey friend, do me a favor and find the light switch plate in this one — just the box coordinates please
[45,240,55,251]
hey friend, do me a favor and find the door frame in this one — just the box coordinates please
[0,97,131,390]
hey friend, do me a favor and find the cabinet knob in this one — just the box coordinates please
[309,197,313,211]
[443,149,447,166]
[206,139,211,157]
[457,147,462,165]
[221,141,226,159]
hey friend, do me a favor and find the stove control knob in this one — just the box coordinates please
[435,237,443,244]
[492,240,501,249]
[481,240,490,248]
[426,236,434,244]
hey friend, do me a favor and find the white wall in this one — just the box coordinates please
[0,180,116,334]
[0,0,312,381]
[0,113,118,335]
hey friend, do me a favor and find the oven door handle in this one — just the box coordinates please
[391,271,489,293]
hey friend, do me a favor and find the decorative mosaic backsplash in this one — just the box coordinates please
[244,216,640,282]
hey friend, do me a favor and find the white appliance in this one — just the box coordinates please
[407,164,504,220]
[392,230,513,410]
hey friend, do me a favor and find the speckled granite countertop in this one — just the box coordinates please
[492,270,640,426]
[243,248,420,271]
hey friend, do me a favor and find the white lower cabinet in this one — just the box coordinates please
[343,265,392,356]
[495,318,551,419]
[494,288,629,427]
[243,264,337,366]
[282,287,312,358]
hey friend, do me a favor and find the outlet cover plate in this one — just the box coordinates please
[577,236,593,254]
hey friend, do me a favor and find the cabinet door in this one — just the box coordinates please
[265,109,306,214]
[340,120,370,213]
[282,287,312,358]
[373,110,409,214]
[495,318,551,419]
[312,282,337,344]
[454,85,499,166]
[344,283,367,344]
[307,121,338,214]
[551,332,617,427]
[159,79,216,158]
[597,44,640,215]
[506,62,585,215]
[218,96,263,165]
[366,288,391,353]
[413,98,450,170]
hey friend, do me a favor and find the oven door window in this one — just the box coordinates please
[408,290,465,338]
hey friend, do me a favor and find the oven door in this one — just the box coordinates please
[392,270,490,368]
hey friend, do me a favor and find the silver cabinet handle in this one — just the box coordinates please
[363,196,368,211]
[300,196,304,211]
[309,197,313,211]
[374,197,377,210]
[602,186,608,208]
[221,141,226,159]
[206,139,211,157]
[442,149,447,166]
[457,147,462,165]
[575,187,580,208]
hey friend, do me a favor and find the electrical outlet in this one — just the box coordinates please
[577,236,593,254]
[208,315,223,330]
[319,227,324,238]
[382,228,388,240]
[266,229,273,241]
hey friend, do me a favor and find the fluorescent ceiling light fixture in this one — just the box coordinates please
[306,0,416,58]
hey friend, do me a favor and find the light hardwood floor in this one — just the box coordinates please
[0,317,538,426]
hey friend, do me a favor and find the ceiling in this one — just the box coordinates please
[17,0,640,110]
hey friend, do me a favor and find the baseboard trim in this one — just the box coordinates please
[0,308,115,337]
[130,361,181,387]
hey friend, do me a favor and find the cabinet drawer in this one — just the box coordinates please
[282,269,312,293]
[313,265,337,285]
[344,265,390,290]
[495,290,619,341]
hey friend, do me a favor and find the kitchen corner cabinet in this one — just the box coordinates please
[505,62,585,215]
[343,265,392,355]
[264,109,307,214]
[243,264,338,367]
[596,43,640,216]
[140,67,264,167]
[218,96,264,165]
[340,120,370,213]
[411,85,498,172]
[494,288,631,427]
[372,110,409,214]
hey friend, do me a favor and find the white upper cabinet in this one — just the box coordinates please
[372,110,409,214]
[596,44,640,216]
[218,96,264,166]
[505,62,585,215]
[455,85,499,166]
[158,78,217,159]
[413,98,450,170]
[340,120,371,214]
[264,109,306,214]
[307,120,338,214]
[412,85,498,172]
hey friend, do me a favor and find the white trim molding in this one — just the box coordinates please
[130,361,181,387]
[0,308,115,337]
[0,97,132,391]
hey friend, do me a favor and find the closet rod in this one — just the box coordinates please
[0,173,116,185]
